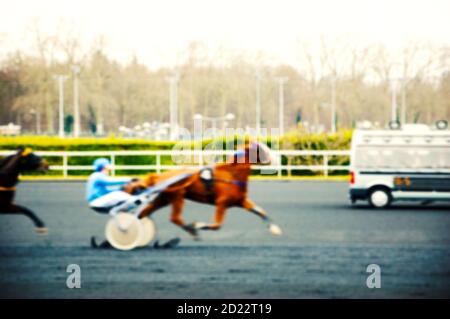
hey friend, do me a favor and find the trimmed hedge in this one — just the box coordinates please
[0,136,177,151]
[0,131,352,176]
[0,131,352,151]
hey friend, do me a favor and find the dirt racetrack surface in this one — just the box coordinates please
[1,181,449,298]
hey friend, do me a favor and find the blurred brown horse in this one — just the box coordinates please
[125,142,282,239]
[0,148,49,233]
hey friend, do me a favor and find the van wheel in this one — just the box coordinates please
[368,188,392,208]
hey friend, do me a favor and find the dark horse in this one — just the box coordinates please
[0,147,49,233]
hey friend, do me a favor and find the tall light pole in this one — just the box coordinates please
[331,77,337,133]
[30,109,41,134]
[275,77,288,136]
[37,110,41,134]
[255,72,262,136]
[72,65,81,137]
[166,74,179,140]
[400,77,407,125]
[54,74,68,138]
[391,78,398,122]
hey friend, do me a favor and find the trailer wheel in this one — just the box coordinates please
[368,187,392,208]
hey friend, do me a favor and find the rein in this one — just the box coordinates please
[0,186,17,191]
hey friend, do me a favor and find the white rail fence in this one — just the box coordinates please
[0,150,351,178]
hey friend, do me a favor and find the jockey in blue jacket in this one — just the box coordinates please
[86,158,132,212]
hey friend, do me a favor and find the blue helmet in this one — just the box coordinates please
[93,158,111,172]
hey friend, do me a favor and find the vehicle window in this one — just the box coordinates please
[354,146,450,169]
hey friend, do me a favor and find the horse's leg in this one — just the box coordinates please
[1,204,47,234]
[168,195,199,238]
[241,198,282,236]
[192,203,227,231]
[137,196,169,219]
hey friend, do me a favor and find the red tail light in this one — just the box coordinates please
[350,171,355,184]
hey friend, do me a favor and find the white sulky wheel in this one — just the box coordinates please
[138,218,156,247]
[105,213,143,251]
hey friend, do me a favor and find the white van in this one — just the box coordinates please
[349,122,450,208]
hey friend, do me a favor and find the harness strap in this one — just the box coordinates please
[0,186,17,191]
[214,178,247,188]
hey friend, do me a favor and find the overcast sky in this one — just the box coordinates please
[0,0,449,68]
